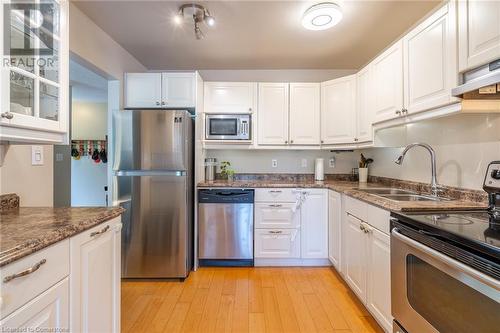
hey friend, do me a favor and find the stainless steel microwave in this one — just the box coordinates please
[205,114,251,140]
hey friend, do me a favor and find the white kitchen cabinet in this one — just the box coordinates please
[204,82,256,114]
[367,227,392,333]
[344,213,367,302]
[328,190,342,269]
[404,2,458,115]
[161,73,196,108]
[301,189,328,259]
[321,75,356,145]
[125,73,162,108]
[0,0,69,143]
[255,203,300,229]
[70,217,121,333]
[458,0,500,72]
[0,279,69,331]
[371,41,404,123]
[356,66,373,143]
[125,73,195,109]
[255,229,300,258]
[289,83,320,145]
[258,83,289,145]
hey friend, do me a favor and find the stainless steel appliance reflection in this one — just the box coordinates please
[113,109,193,279]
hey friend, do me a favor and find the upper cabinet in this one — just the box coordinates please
[371,41,404,123]
[356,66,373,143]
[1,0,69,143]
[204,82,256,114]
[321,75,356,145]
[257,83,289,145]
[289,83,320,145]
[125,72,195,109]
[403,1,458,115]
[458,0,500,72]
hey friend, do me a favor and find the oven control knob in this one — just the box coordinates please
[491,169,500,180]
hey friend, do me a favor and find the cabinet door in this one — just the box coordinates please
[328,191,342,269]
[70,218,121,333]
[372,41,404,123]
[204,82,256,114]
[458,0,500,71]
[344,214,367,302]
[255,229,300,258]
[161,73,195,108]
[321,75,356,145]
[404,2,458,115]
[301,189,328,259]
[257,83,289,145]
[356,66,373,143]
[0,278,69,331]
[255,203,300,229]
[289,83,320,145]
[125,73,162,108]
[367,228,392,332]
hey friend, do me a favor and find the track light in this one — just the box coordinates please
[174,4,215,39]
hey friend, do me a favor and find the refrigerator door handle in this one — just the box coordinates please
[115,170,186,177]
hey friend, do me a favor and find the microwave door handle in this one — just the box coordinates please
[392,228,500,292]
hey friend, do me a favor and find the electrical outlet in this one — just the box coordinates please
[31,145,44,166]
[272,159,278,168]
[329,157,336,168]
[301,159,307,168]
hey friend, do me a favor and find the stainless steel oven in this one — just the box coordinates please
[205,114,251,140]
[390,219,500,333]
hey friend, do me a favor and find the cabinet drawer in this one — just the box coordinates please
[344,196,367,221]
[255,203,300,229]
[366,205,390,235]
[255,188,299,203]
[1,240,70,319]
[255,229,300,258]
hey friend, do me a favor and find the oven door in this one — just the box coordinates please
[391,227,500,333]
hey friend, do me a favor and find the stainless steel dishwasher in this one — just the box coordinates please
[198,189,254,266]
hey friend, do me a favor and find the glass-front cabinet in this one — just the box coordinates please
[0,0,68,143]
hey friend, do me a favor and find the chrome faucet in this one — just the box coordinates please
[394,143,441,197]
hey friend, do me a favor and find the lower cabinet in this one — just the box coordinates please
[344,214,368,300]
[301,189,328,259]
[254,229,300,258]
[0,278,69,330]
[70,217,122,333]
[328,191,342,269]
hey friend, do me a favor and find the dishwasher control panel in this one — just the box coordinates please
[198,189,254,203]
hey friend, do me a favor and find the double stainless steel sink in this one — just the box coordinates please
[355,188,449,202]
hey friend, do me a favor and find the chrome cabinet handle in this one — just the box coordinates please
[321,140,324,144]
[402,108,408,114]
[359,224,366,231]
[156,101,160,106]
[248,108,252,112]
[354,138,359,142]
[269,230,282,234]
[90,225,110,237]
[395,110,402,116]
[290,140,294,144]
[161,101,166,105]
[1,112,14,119]
[269,190,282,193]
[3,259,46,283]
[269,204,283,207]
[285,140,288,144]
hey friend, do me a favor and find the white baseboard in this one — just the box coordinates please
[254,258,332,267]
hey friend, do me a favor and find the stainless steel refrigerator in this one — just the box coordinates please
[113,109,193,279]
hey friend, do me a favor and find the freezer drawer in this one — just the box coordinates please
[115,173,192,278]
[198,202,254,260]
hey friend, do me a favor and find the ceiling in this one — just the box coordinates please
[73,0,440,70]
[70,59,108,102]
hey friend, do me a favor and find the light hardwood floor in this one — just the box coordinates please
[121,267,384,333]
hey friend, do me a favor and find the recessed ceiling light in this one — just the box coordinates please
[302,3,343,31]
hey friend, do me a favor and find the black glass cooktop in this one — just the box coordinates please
[391,210,500,261]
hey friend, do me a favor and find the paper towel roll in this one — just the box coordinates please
[315,158,324,181]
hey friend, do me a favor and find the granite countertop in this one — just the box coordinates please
[0,207,125,267]
[197,179,488,213]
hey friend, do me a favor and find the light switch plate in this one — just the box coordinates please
[31,145,44,166]
[329,157,336,168]
[271,159,278,168]
[301,159,307,168]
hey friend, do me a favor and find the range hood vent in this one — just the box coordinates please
[452,58,500,97]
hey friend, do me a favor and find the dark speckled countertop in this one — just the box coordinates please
[197,178,488,213]
[0,207,124,267]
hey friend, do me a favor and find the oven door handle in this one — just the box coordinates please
[392,228,500,291]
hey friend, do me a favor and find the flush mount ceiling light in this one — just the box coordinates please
[173,3,215,40]
[302,2,343,31]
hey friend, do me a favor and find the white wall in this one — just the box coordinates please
[199,69,356,82]
[71,157,107,206]
[0,145,54,206]
[206,149,358,175]
[72,102,108,140]
[363,114,500,190]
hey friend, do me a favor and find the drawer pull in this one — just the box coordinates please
[269,190,282,193]
[3,259,47,283]
[90,225,110,237]
[269,204,283,208]
[269,230,282,234]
